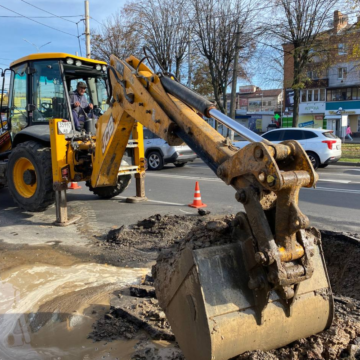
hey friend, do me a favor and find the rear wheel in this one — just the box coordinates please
[7,141,55,212]
[86,174,131,199]
[147,151,164,170]
[306,151,320,169]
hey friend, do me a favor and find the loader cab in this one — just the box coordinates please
[0,53,108,154]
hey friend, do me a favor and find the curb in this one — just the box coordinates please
[332,161,360,167]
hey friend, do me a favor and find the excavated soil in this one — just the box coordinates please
[92,214,360,360]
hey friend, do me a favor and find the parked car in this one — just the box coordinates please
[143,128,197,170]
[233,128,342,169]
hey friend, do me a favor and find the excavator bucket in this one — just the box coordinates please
[154,230,333,360]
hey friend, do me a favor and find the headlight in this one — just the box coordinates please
[102,65,107,71]
[95,64,101,70]
[66,58,74,65]
[75,60,82,66]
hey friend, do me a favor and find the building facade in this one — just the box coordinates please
[283,10,360,136]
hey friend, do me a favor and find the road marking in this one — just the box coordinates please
[149,173,360,185]
[147,173,222,182]
[180,209,193,214]
[318,179,350,184]
[307,187,360,194]
[115,196,187,206]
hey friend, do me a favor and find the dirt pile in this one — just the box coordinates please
[95,214,205,264]
[92,215,360,360]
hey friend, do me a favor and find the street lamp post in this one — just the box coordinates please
[23,39,51,52]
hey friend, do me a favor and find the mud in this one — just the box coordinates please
[1,213,360,360]
[101,214,360,360]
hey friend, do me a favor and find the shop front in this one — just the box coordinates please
[298,102,326,129]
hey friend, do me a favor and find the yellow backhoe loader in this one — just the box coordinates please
[1,49,333,359]
[0,53,146,224]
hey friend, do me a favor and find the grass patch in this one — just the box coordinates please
[341,143,360,160]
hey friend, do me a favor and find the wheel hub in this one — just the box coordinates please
[23,169,36,185]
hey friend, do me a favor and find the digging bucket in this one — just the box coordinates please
[154,241,333,360]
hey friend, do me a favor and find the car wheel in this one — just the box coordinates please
[174,163,186,168]
[306,151,320,169]
[147,151,164,170]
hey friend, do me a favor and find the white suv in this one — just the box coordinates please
[143,128,197,170]
[233,128,341,169]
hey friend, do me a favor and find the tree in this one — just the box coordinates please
[267,0,340,127]
[124,0,190,80]
[91,12,141,63]
[190,0,258,115]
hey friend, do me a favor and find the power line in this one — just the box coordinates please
[0,15,82,18]
[20,0,77,24]
[0,4,78,38]
[90,16,102,25]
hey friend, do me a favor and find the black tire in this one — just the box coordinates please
[86,174,131,199]
[319,164,329,168]
[7,141,55,212]
[306,151,320,169]
[147,151,164,170]
[174,163,186,167]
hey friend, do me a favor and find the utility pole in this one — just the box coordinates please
[229,24,241,141]
[84,0,91,58]
[187,30,192,88]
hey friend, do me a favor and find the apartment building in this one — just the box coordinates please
[283,10,360,136]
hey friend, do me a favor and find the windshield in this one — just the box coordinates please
[32,60,69,122]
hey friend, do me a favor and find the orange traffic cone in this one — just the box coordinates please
[68,182,82,190]
[188,181,207,208]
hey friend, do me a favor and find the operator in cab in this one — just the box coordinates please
[70,81,94,131]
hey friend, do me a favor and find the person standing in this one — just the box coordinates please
[70,81,93,131]
[346,125,353,141]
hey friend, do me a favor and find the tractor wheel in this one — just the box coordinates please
[86,174,131,199]
[7,141,55,212]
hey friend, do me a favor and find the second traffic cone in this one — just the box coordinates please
[68,182,82,190]
[188,181,207,208]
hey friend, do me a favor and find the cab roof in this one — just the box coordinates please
[10,53,107,67]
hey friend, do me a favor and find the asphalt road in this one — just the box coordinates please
[0,159,359,246]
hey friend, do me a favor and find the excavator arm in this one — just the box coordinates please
[99,52,333,360]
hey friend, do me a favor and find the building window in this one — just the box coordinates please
[301,90,306,102]
[267,101,271,106]
[338,67,347,79]
[320,89,326,101]
[307,71,314,79]
[338,43,347,55]
[327,87,356,101]
[313,89,319,101]
[307,89,313,101]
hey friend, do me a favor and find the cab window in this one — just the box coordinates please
[9,63,28,135]
[31,60,69,122]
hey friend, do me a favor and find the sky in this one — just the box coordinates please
[0,0,125,87]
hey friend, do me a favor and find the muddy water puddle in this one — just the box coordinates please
[0,263,149,360]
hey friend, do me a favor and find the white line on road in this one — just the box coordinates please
[307,187,360,194]
[115,196,187,206]
[149,173,360,185]
[147,173,222,182]
[318,179,350,184]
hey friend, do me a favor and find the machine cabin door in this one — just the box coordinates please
[8,63,29,140]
